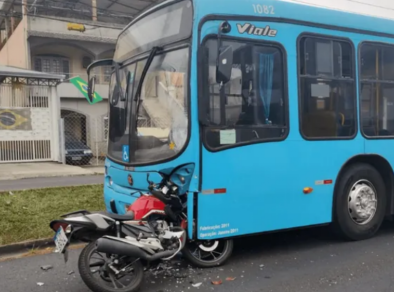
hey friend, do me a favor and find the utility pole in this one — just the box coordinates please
[22,0,28,17]
[4,17,9,40]
[10,5,14,33]
[92,0,97,21]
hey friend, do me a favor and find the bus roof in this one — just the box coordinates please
[279,0,394,21]
[194,0,394,37]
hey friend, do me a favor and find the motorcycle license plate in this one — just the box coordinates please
[54,227,68,254]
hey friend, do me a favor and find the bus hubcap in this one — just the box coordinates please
[348,179,377,225]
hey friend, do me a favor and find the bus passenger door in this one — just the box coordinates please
[197,27,298,240]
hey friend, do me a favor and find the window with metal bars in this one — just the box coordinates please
[34,55,70,79]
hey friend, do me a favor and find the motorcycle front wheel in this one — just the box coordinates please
[182,239,233,268]
[78,241,144,292]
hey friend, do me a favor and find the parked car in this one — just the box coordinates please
[65,132,93,165]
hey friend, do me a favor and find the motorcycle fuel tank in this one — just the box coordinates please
[127,195,166,220]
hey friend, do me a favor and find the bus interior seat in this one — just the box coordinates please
[302,111,337,137]
[205,129,221,148]
[363,126,376,136]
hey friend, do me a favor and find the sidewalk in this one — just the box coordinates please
[0,162,104,181]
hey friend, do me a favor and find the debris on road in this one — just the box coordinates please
[192,282,202,288]
[152,263,174,277]
[37,282,44,286]
[226,277,236,281]
[174,273,188,279]
[67,270,75,275]
[211,280,222,285]
[40,265,53,271]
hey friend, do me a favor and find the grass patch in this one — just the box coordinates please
[0,185,105,246]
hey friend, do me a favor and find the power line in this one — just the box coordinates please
[346,0,394,13]
[44,0,134,15]
[29,3,132,19]
[288,0,394,14]
[284,0,394,21]
[0,0,135,19]
[38,0,135,18]
[0,9,126,29]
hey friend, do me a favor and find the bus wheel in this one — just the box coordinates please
[182,239,233,268]
[332,163,387,241]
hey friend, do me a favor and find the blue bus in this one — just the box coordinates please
[87,0,394,267]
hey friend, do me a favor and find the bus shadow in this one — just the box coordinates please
[231,220,394,259]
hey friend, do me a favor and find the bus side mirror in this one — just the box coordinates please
[86,58,114,102]
[87,76,96,103]
[216,45,233,84]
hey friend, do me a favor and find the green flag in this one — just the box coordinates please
[69,76,103,104]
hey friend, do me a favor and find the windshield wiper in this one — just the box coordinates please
[134,46,163,121]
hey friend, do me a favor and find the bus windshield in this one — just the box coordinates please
[107,0,192,165]
[114,0,192,63]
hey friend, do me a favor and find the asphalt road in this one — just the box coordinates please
[0,175,104,192]
[2,223,394,292]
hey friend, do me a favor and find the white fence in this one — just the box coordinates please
[0,84,57,163]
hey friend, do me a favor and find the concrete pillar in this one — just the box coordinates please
[10,6,15,33]
[22,0,28,16]
[50,85,61,162]
[92,0,97,21]
[4,17,9,40]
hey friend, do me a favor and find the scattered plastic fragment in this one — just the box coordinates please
[67,271,75,275]
[41,265,53,271]
[164,271,173,277]
[226,277,236,281]
[174,273,188,279]
[192,283,202,288]
[211,280,222,285]
[37,282,44,286]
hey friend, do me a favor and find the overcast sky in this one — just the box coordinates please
[280,0,394,20]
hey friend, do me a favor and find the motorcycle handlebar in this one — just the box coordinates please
[150,189,171,204]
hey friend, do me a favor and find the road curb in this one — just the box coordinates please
[0,238,54,256]
[0,172,104,182]
[0,238,87,258]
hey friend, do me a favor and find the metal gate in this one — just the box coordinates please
[61,111,108,166]
[0,84,53,162]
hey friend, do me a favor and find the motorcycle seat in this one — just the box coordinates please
[101,211,135,221]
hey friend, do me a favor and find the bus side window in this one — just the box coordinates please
[202,38,288,149]
[360,43,394,137]
[298,35,356,139]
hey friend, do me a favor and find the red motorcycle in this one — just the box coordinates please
[50,171,233,292]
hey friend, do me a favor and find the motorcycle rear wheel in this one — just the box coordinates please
[182,239,233,268]
[78,241,144,292]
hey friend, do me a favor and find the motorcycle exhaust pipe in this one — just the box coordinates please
[96,238,175,262]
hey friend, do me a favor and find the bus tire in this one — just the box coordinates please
[332,163,387,241]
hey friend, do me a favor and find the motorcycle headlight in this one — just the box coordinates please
[65,225,72,234]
